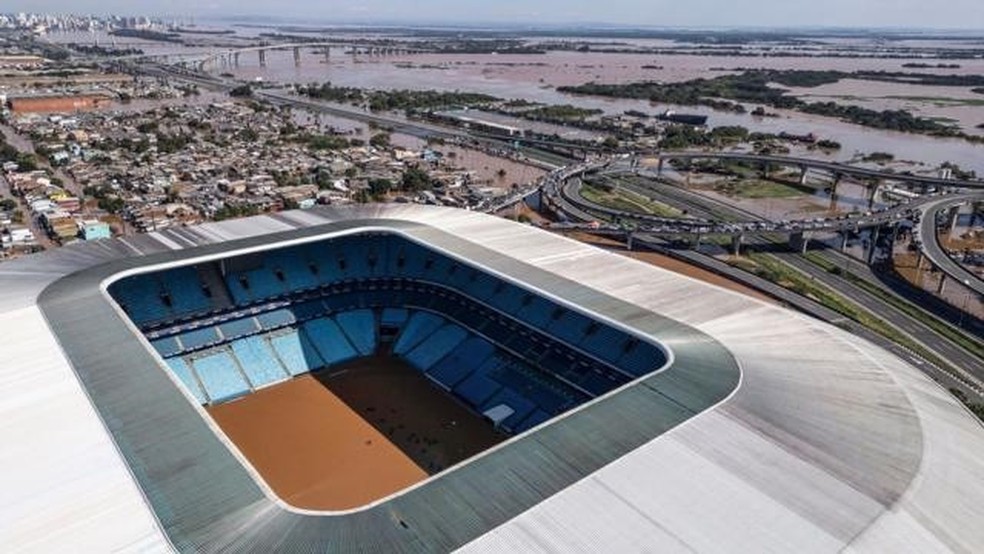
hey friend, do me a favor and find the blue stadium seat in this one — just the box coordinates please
[111,276,169,324]
[291,299,328,321]
[423,337,497,390]
[463,272,500,302]
[231,336,289,388]
[191,351,250,403]
[162,267,211,316]
[454,371,502,409]
[488,361,575,414]
[164,357,207,404]
[516,295,555,328]
[488,284,526,314]
[404,324,469,371]
[178,327,220,351]
[245,268,284,300]
[580,324,630,364]
[151,336,181,358]
[266,249,319,291]
[578,369,619,397]
[393,312,446,355]
[427,358,475,391]
[547,310,592,346]
[225,273,253,305]
[334,309,377,356]
[481,387,537,431]
[514,409,552,433]
[302,318,359,366]
[618,343,664,377]
[257,309,296,329]
[380,308,409,327]
[218,317,259,341]
[270,330,324,375]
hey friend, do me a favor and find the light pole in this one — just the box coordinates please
[959,279,971,328]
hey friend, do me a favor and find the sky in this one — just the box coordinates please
[8,0,984,30]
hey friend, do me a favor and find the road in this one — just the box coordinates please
[554,165,967,238]
[630,234,982,397]
[560,172,984,397]
[649,151,984,190]
[918,196,984,298]
[774,250,984,389]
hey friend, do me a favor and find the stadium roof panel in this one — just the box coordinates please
[2,204,983,553]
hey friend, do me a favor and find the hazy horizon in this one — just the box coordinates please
[5,1,984,32]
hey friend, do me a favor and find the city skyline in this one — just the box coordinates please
[4,0,984,30]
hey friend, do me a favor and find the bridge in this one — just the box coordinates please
[636,151,984,213]
[539,159,984,258]
[917,196,984,298]
[157,41,426,71]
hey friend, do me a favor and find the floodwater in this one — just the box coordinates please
[42,30,984,173]
[218,50,984,173]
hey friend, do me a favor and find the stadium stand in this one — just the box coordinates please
[191,351,251,403]
[334,309,376,356]
[270,330,324,376]
[165,357,208,404]
[302,317,359,366]
[230,336,289,389]
[111,233,668,438]
[403,323,469,370]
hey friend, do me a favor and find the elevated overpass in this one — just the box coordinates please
[917,196,984,298]
[641,151,984,191]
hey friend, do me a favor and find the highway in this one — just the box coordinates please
[552,170,984,397]
[628,234,983,397]
[552,166,948,236]
[648,151,984,190]
[774,250,984,389]
[917,196,984,298]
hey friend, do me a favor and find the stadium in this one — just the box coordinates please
[3,204,984,552]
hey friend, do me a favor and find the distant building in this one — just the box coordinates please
[79,220,112,241]
[8,94,112,114]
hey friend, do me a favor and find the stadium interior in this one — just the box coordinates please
[106,231,668,506]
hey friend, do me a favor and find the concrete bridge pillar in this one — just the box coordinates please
[293,47,301,67]
[867,181,880,210]
[234,52,240,67]
[657,158,665,176]
[831,172,842,196]
[693,233,703,250]
[867,226,881,264]
[937,273,948,294]
[799,165,809,186]
[731,233,744,257]
[948,206,961,233]
[790,231,811,254]
[258,50,267,68]
[323,47,331,65]
[626,231,635,251]
[839,231,849,253]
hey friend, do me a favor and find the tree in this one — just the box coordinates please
[229,85,253,98]
[369,133,391,149]
[368,178,393,197]
[400,166,432,192]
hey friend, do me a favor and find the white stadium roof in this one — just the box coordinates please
[1,204,983,553]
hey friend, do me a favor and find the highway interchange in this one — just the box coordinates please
[136,59,984,399]
[542,161,984,399]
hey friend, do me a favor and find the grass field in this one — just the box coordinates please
[580,182,683,218]
[715,179,806,199]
